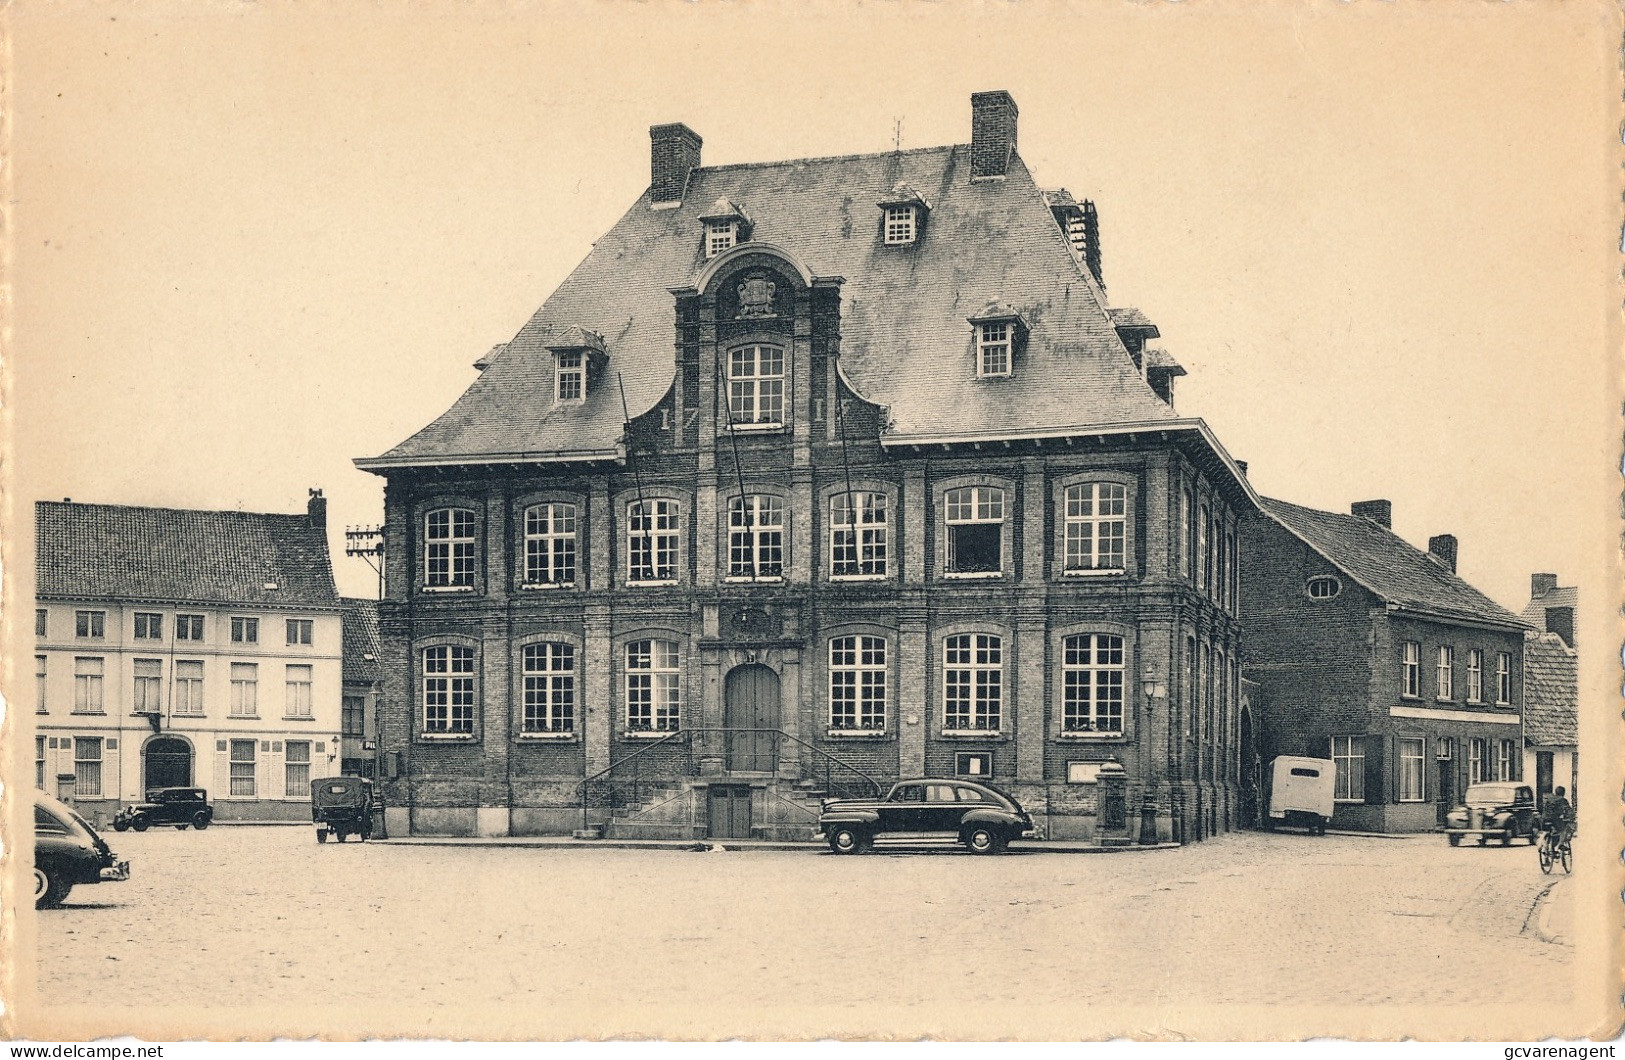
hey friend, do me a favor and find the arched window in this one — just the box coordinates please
[830,492,887,578]
[627,500,680,583]
[524,503,577,587]
[626,639,681,732]
[729,495,784,579]
[829,635,887,732]
[943,633,1002,732]
[422,645,476,734]
[1062,482,1127,573]
[425,508,477,588]
[522,642,575,734]
[1061,634,1124,735]
[727,344,785,427]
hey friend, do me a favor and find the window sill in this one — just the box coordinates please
[283,716,316,722]
[72,711,108,717]
[627,580,679,588]
[724,576,784,584]
[520,583,575,592]
[825,730,887,739]
[621,730,682,740]
[1056,732,1127,742]
[939,730,1006,740]
[728,423,786,434]
[1334,798,1365,805]
[518,732,577,742]
[418,733,477,742]
[830,573,888,583]
[1398,694,1421,702]
[422,586,477,594]
[228,715,260,721]
[943,571,1004,581]
[1060,569,1127,579]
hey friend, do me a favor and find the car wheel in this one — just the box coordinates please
[335,830,348,843]
[34,866,71,909]
[964,827,1006,855]
[192,812,211,830]
[827,826,867,854]
[131,815,150,832]
[1448,834,1461,847]
[112,819,129,833]
[316,828,329,843]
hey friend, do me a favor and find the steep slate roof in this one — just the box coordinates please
[1523,631,1577,746]
[36,501,339,608]
[365,144,1186,466]
[1260,497,1528,629]
[341,598,382,684]
[1520,585,1578,626]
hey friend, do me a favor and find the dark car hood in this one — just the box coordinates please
[821,797,886,812]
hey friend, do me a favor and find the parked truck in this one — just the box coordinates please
[1265,755,1335,835]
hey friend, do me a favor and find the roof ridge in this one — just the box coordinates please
[37,499,313,521]
[691,143,958,176]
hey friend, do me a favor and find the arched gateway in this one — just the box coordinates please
[143,736,194,794]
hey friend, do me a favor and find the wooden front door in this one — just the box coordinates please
[144,737,193,794]
[1436,758,1455,826]
[707,785,754,839]
[724,664,780,772]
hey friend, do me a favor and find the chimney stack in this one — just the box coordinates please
[970,91,1018,180]
[650,123,703,206]
[1544,605,1575,648]
[307,487,327,529]
[1427,534,1458,573]
[1350,499,1392,529]
[1531,572,1559,598]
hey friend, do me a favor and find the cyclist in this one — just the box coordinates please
[1540,786,1574,850]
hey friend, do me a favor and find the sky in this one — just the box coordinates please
[9,2,1618,614]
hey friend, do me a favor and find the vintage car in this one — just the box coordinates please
[35,791,130,909]
[818,778,1036,855]
[1264,755,1336,835]
[1444,782,1538,846]
[311,775,379,843]
[112,787,214,832]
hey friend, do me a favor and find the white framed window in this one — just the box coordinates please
[425,507,478,589]
[883,205,917,245]
[1306,575,1341,599]
[284,741,311,797]
[284,664,314,719]
[627,499,679,583]
[75,610,105,639]
[1436,646,1454,701]
[976,322,1011,377]
[626,639,681,733]
[1178,490,1192,579]
[1196,502,1210,594]
[1498,739,1516,782]
[73,657,105,714]
[524,503,578,587]
[134,612,163,640]
[286,619,314,646]
[1332,735,1365,801]
[1467,649,1484,703]
[1468,737,1487,783]
[523,642,576,735]
[705,220,737,258]
[1397,737,1426,802]
[423,645,477,735]
[231,616,259,644]
[229,739,257,797]
[74,737,103,798]
[176,614,204,641]
[1495,652,1512,704]
[36,655,47,714]
[727,344,785,427]
[830,492,887,578]
[1062,482,1128,574]
[342,695,365,737]
[230,662,259,718]
[555,350,585,403]
[1400,641,1421,698]
[174,660,204,716]
[943,633,1002,733]
[944,486,1004,576]
[1061,634,1125,735]
[728,495,784,580]
[829,635,886,733]
[36,735,46,789]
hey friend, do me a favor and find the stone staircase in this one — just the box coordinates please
[601,779,828,841]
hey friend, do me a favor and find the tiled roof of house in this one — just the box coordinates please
[1520,586,1578,625]
[36,500,338,607]
[341,598,382,684]
[1523,630,1577,746]
[366,144,1189,466]
[1260,497,1528,629]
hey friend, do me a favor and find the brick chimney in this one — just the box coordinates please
[307,487,327,529]
[1350,499,1391,529]
[650,123,702,206]
[1427,534,1458,573]
[1531,572,1559,598]
[1544,605,1575,648]
[970,91,1018,180]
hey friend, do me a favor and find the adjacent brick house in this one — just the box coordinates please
[1520,574,1577,802]
[1238,497,1530,833]
[340,598,383,780]
[358,91,1255,843]
[34,493,345,821]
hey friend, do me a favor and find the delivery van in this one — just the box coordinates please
[1266,755,1336,835]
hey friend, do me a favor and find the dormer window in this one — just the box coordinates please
[884,205,917,245]
[977,323,1011,377]
[546,327,607,403]
[555,351,584,403]
[700,197,752,259]
[877,183,930,247]
[706,221,737,258]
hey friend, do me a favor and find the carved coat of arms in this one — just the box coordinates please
[736,274,776,318]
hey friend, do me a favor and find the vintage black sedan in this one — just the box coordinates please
[35,791,129,909]
[818,778,1036,855]
[113,787,214,832]
[1444,782,1538,846]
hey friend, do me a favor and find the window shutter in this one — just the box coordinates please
[1363,735,1385,805]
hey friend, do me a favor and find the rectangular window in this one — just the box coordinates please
[231,616,259,644]
[1496,652,1512,704]
[36,655,47,714]
[945,486,1004,575]
[230,662,259,718]
[627,500,679,583]
[727,344,785,427]
[1436,646,1454,701]
[342,695,365,737]
[1467,649,1483,703]
[522,642,576,734]
[425,508,478,588]
[883,204,917,245]
[229,739,257,797]
[1063,482,1127,573]
[728,495,785,580]
[555,350,584,402]
[1332,735,1365,801]
[133,658,163,714]
[73,656,105,714]
[976,322,1011,377]
[174,660,205,715]
[36,608,47,638]
[75,610,105,639]
[176,614,204,641]
[1061,634,1125,735]
[1178,490,1192,580]
[829,635,887,732]
[1497,739,1516,782]
[1397,737,1425,802]
[286,619,314,646]
[1401,642,1421,698]
[423,645,476,734]
[284,664,314,719]
[705,220,736,258]
[524,503,577,586]
[626,639,681,732]
[74,737,103,797]
[284,741,311,798]
[36,735,46,789]
[943,633,1002,732]
[830,492,887,578]
[134,612,163,640]
[1469,737,1487,783]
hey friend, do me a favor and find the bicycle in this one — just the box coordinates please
[1537,827,1572,875]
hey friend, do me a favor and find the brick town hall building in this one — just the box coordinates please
[358,92,1257,842]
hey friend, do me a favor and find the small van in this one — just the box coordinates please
[1266,755,1336,835]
